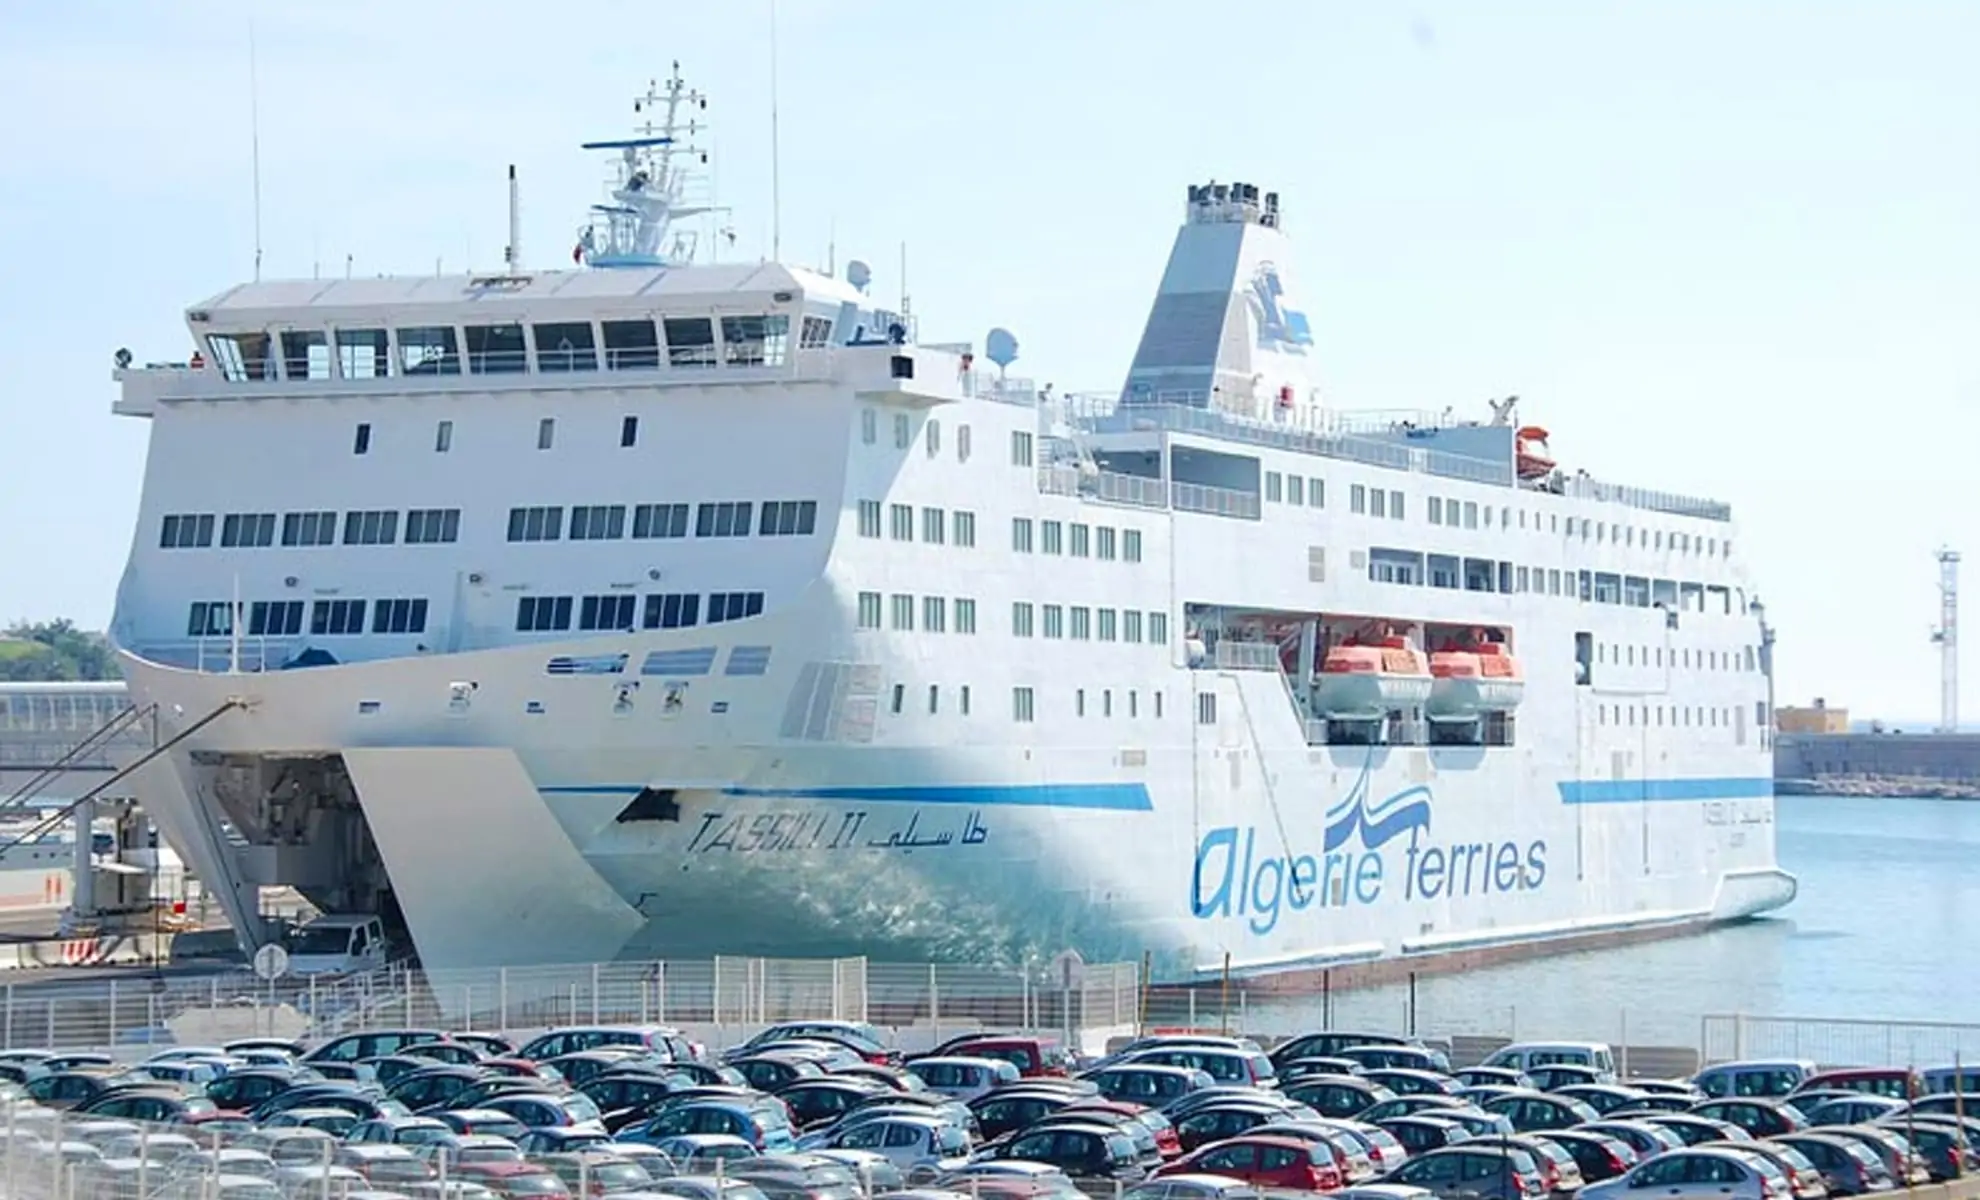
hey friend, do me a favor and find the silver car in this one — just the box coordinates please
[1580,1149,1792,1200]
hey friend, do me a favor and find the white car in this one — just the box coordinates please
[828,1114,972,1173]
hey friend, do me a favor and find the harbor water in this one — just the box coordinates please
[1237,794,1980,1045]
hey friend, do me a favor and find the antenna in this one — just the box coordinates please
[248,19,263,282]
[769,0,782,262]
[1935,548,1961,733]
[505,164,522,273]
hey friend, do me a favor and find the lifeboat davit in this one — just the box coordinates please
[1515,425,1555,481]
[1427,632,1526,721]
[1313,632,1433,719]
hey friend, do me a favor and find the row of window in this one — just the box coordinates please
[853,502,979,547]
[161,509,462,550]
[356,414,650,458]
[1262,469,1730,559]
[1008,685,1168,723]
[1011,604,1171,645]
[1367,547,1749,615]
[516,590,767,633]
[186,597,428,638]
[1010,518,1144,562]
[1596,702,1762,734]
[207,312,825,383]
[508,501,817,544]
[854,594,981,634]
[1594,639,1758,673]
[860,410,976,465]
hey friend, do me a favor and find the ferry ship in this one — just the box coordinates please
[106,70,1795,981]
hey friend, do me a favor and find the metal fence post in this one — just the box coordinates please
[930,963,941,1042]
[4,982,12,1049]
[1619,1009,1629,1079]
[657,961,666,1024]
[592,962,602,1024]
[44,998,53,1048]
[500,967,509,1030]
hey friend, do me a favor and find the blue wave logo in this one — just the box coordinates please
[1323,768,1433,852]
[1249,262,1314,352]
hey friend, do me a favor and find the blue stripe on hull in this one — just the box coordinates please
[1557,776,1773,805]
[542,778,1768,810]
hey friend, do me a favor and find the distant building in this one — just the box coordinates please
[1777,698,1849,735]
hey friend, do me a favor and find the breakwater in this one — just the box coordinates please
[1775,731,1980,797]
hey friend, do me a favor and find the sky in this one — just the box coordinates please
[0,0,1975,722]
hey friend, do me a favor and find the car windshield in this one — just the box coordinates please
[562,1094,602,1123]
[459,1147,521,1164]
[937,1127,969,1154]
[291,927,354,955]
[506,1175,569,1196]
[594,1164,651,1187]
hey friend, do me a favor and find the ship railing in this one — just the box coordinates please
[1560,473,1734,522]
[1073,399,1514,487]
[129,637,299,675]
[1210,642,1283,672]
[1170,480,1262,520]
[965,372,1039,407]
[1036,465,1168,510]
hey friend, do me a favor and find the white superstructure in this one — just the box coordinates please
[106,72,1793,979]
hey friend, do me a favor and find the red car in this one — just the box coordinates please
[1155,1134,1345,1191]
[930,1036,1071,1078]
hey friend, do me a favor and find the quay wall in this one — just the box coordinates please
[1775,732,1980,798]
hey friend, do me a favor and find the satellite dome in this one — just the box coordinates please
[985,328,1019,369]
[846,260,872,292]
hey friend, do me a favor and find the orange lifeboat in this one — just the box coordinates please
[1427,630,1526,720]
[1314,630,1433,719]
[1515,425,1555,481]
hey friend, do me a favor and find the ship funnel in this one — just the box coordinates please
[1121,181,1318,421]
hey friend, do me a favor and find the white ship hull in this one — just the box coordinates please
[103,133,1793,981]
[117,579,1792,981]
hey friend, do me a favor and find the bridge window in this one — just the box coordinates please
[310,599,367,636]
[396,327,460,375]
[206,332,274,381]
[569,505,627,541]
[721,315,789,367]
[282,511,337,547]
[515,596,573,632]
[507,506,565,542]
[953,511,977,547]
[621,416,638,447]
[336,329,390,379]
[1463,558,1496,592]
[663,317,717,368]
[633,503,690,539]
[342,510,399,546]
[534,322,598,372]
[1149,612,1169,644]
[404,509,461,544]
[643,592,701,630]
[1123,529,1141,561]
[159,513,215,550]
[280,331,332,380]
[1624,576,1652,607]
[707,592,764,623]
[220,513,276,549]
[578,595,636,632]
[372,598,429,635]
[800,315,834,348]
[602,319,660,369]
[1593,572,1623,604]
[248,600,304,637]
[696,502,753,538]
[1123,611,1143,642]
[186,601,235,637]
[759,501,817,536]
[464,324,527,374]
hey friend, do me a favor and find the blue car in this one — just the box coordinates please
[620,1098,797,1152]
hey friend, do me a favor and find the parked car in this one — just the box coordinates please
[1694,1061,1818,1100]
[1578,1148,1792,1200]
[1155,1133,1345,1191]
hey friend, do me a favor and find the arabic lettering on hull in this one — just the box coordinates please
[1191,755,1550,935]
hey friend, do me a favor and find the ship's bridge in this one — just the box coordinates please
[115,260,915,416]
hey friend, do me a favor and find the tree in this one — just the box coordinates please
[0,619,121,682]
